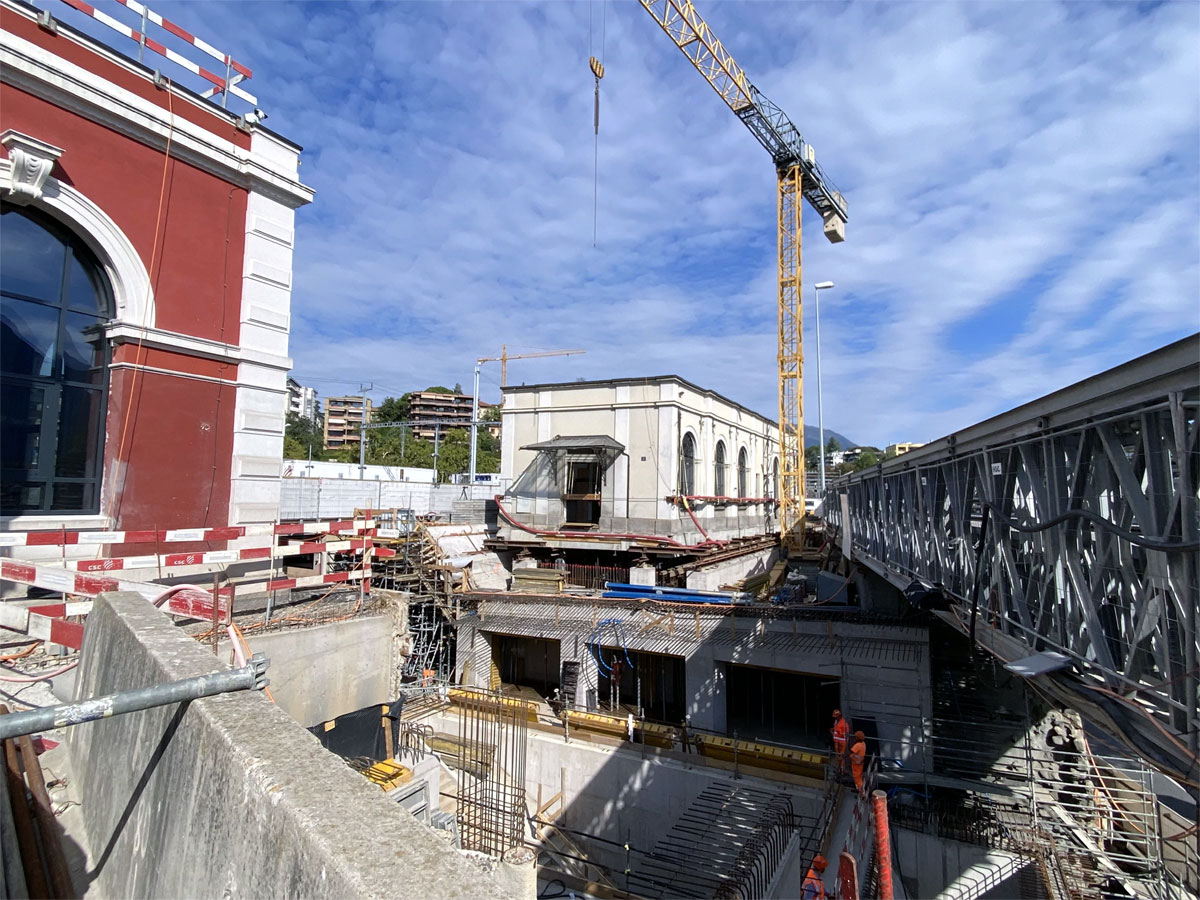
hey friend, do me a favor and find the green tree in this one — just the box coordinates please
[285,413,323,459]
[804,445,821,470]
[375,394,410,423]
[424,385,454,395]
[853,450,879,471]
[826,436,841,454]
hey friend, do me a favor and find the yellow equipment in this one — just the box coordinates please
[638,0,848,545]
[359,759,413,792]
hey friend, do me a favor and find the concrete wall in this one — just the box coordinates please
[685,545,782,592]
[242,615,396,727]
[507,722,819,885]
[280,478,500,520]
[67,592,518,900]
[892,826,1013,899]
[457,600,931,769]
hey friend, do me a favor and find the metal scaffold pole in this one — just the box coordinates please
[0,654,270,741]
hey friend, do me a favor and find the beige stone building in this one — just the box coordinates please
[498,376,780,546]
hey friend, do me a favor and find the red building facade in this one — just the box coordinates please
[0,0,312,552]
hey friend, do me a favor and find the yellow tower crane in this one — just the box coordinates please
[638,0,848,545]
[477,346,587,387]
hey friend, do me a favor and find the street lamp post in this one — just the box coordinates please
[469,364,481,486]
[814,281,835,493]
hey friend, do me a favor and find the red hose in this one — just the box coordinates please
[0,660,79,683]
[678,494,718,545]
[872,790,894,899]
[494,496,723,549]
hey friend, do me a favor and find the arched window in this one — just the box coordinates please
[714,440,726,497]
[737,448,749,498]
[772,458,779,500]
[1,203,112,515]
[680,432,695,496]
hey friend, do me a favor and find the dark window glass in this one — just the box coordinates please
[0,209,66,301]
[738,448,749,498]
[53,482,95,512]
[0,203,112,516]
[62,313,106,384]
[0,297,58,378]
[55,387,104,477]
[67,252,106,313]
[0,482,44,513]
[0,382,45,470]
[714,441,726,496]
[680,433,696,496]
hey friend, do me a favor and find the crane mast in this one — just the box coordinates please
[638,0,848,543]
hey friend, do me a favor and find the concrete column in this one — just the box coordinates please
[684,650,725,732]
[629,564,656,586]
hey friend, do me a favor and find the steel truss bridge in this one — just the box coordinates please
[825,335,1199,781]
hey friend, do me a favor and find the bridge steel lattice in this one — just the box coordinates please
[825,336,1199,778]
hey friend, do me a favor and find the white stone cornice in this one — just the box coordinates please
[106,323,293,371]
[0,25,313,209]
[0,128,62,203]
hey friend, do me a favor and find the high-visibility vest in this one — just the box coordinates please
[832,718,849,747]
[802,868,826,900]
[850,740,866,766]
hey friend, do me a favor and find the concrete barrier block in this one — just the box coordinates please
[67,592,518,900]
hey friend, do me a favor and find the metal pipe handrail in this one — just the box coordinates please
[0,654,270,741]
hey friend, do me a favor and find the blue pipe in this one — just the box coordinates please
[604,582,735,599]
[601,591,734,605]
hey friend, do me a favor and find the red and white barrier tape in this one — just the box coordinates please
[1,558,371,600]
[0,521,378,649]
[0,599,92,650]
[65,538,372,573]
[0,519,375,548]
[57,0,257,104]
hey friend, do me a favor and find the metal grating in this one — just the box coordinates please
[627,781,817,899]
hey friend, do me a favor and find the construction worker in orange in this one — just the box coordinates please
[830,709,849,774]
[850,730,867,793]
[802,853,828,899]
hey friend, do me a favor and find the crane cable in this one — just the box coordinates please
[589,1,607,246]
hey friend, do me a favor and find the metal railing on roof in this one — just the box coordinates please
[43,0,257,109]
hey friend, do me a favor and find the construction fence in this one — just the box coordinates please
[279,478,509,521]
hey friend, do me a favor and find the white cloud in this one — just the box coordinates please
[143,0,1198,445]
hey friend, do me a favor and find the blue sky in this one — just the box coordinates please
[48,0,1200,446]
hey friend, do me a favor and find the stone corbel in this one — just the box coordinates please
[1,129,64,205]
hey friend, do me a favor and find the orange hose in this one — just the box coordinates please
[231,624,275,703]
[0,641,41,662]
[110,80,175,521]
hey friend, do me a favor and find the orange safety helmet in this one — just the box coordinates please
[832,709,842,718]
[813,854,828,871]
[854,730,865,740]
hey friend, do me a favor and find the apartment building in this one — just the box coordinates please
[323,395,372,450]
[408,390,474,440]
[287,377,320,422]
